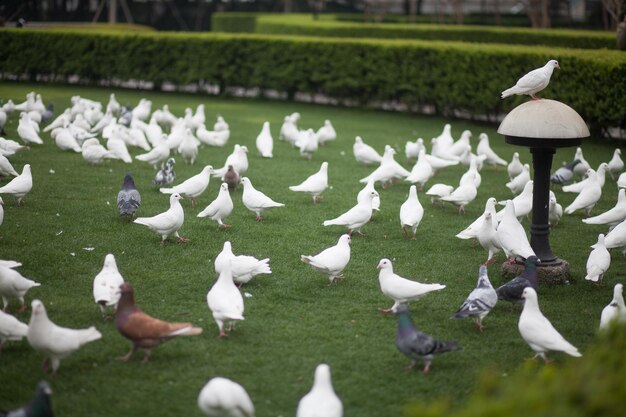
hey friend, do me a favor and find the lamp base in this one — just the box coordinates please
[500,257,571,285]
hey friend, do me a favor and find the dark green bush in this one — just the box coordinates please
[0,29,624,131]
[212,13,617,50]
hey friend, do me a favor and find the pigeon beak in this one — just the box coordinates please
[556,63,561,69]
[376,264,382,270]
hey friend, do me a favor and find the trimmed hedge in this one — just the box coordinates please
[1,29,624,131]
[212,13,617,50]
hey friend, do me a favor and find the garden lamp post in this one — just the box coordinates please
[497,99,590,283]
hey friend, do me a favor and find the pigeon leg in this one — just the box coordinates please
[422,363,431,374]
[219,330,228,338]
[219,224,231,230]
[191,197,197,206]
[403,360,417,371]
[177,236,190,243]
[378,307,393,313]
[411,230,417,240]
[42,357,50,374]
[117,345,137,362]
[255,214,263,222]
[458,205,465,215]
[141,349,152,364]
[402,227,408,238]
[17,197,23,206]
[18,302,27,313]
[531,95,540,100]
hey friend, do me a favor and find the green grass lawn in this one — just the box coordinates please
[0,82,624,416]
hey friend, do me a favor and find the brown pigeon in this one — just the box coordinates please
[223,165,239,192]
[114,283,202,363]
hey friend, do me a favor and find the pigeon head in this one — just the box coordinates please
[614,283,623,298]
[166,158,175,169]
[477,265,491,288]
[117,283,136,308]
[122,173,136,189]
[320,161,328,172]
[524,256,541,269]
[104,254,118,270]
[220,183,228,192]
[202,165,214,175]
[547,59,560,70]
[222,241,233,254]
[486,197,497,209]
[312,364,334,390]
[30,300,46,318]
[338,234,351,246]
[521,287,538,303]
[377,258,392,271]
[355,136,363,144]
[240,177,250,187]
[596,234,605,245]
[170,193,184,203]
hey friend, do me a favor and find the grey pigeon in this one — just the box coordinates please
[550,160,581,185]
[0,380,53,417]
[223,165,239,192]
[152,158,176,187]
[41,103,55,125]
[117,174,141,217]
[452,265,497,332]
[495,256,540,304]
[118,105,133,127]
[394,304,460,374]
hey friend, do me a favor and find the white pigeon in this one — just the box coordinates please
[507,152,524,180]
[359,146,410,187]
[476,212,502,264]
[583,189,626,227]
[17,113,44,145]
[27,299,102,374]
[52,127,82,153]
[549,190,563,226]
[496,200,536,261]
[213,145,249,178]
[207,262,244,338]
[81,138,118,165]
[255,121,274,158]
[447,130,472,157]
[192,104,206,129]
[353,136,382,166]
[607,149,624,179]
[197,377,255,417]
[518,288,582,363]
[134,193,188,243]
[0,164,32,206]
[497,180,533,221]
[296,364,343,417]
[376,258,445,312]
[399,185,424,239]
[0,137,28,156]
[357,178,381,211]
[0,153,18,177]
[501,59,560,100]
[599,284,626,330]
[423,153,459,171]
[431,137,461,161]
[404,150,434,190]
[279,115,299,145]
[456,197,497,240]
[160,165,213,206]
[289,162,329,203]
[214,241,271,286]
[452,265,498,331]
[603,218,626,256]
[178,128,200,165]
[434,124,454,150]
[296,129,319,159]
[476,133,507,168]
[0,260,21,269]
[0,109,6,133]
[92,254,125,315]
[585,234,611,283]
[197,125,230,147]
[572,147,591,178]
[131,98,151,121]
[440,172,478,214]
[563,164,608,193]
[460,157,481,188]
[106,137,132,164]
[241,177,284,221]
[0,197,4,227]
[506,164,531,195]
[425,183,454,206]
[198,183,234,229]
[619,172,626,189]
[214,116,229,132]
[0,310,28,350]
[106,93,120,115]
[301,234,351,284]
[135,139,171,169]
[323,191,377,235]
[405,138,424,161]
[316,120,337,145]
[564,169,602,216]
[144,117,164,147]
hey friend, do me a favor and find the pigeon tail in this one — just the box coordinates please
[168,325,203,337]
[159,187,175,194]
[432,340,462,354]
[500,87,521,99]
[118,200,140,216]
[76,326,103,346]
[255,259,271,275]
[301,255,312,264]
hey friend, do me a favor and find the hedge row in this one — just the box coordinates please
[1,29,624,131]
[212,13,617,50]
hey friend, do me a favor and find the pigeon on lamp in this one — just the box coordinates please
[0,164,32,206]
[135,139,170,169]
[0,380,53,417]
[495,256,540,304]
[223,165,239,192]
[198,183,234,229]
[115,283,202,362]
[27,300,102,375]
[197,377,255,417]
[399,185,424,239]
[0,263,41,312]
[207,262,245,338]
[376,259,445,313]
[0,310,28,351]
[213,145,249,179]
[585,234,611,284]
[81,138,119,165]
[507,152,524,180]
[452,265,497,331]
[599,283,626,330]
[117,173,141,218]
[607,149,624,179]
[323,191,377,235]
[92,254,125,317]
[476,133,507,168]
[394,304,460,374]
[289,162,329,204]
[133,193,188,244]
[501,59,560,100]
[301,234,351,284]
[564,169,602,216]
[214,241,271,286]
[296,364,343,417]
[496,200,536,262]
[506,164,531,195]
[0,153,18,177]
[255,121,274,158]
[549,190,563,226]
[582,188,626,227]
[357,178,381,211]
[353,136,382,166]
[550,159,581,185]
[572,147,591,178]
[456,197,497,240]
[153,158,176,187]
[518,287,582,363]
[160,165,213,206]
[316,120,337,145]
[241,177,285,222]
